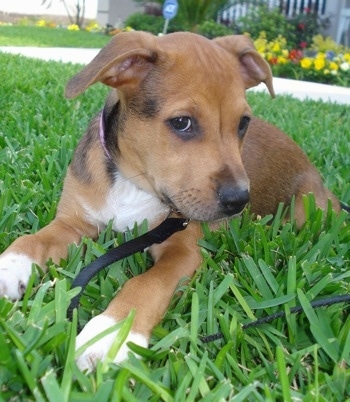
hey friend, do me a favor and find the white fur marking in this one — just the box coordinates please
[76,314,148,372]
[0,252,33,300]
[84,172,169,232]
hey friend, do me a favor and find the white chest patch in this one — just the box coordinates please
[84,172,170,232]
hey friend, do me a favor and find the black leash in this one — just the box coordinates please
[67,217,189,321]
[341,202,350,213]
[201,294,350,343]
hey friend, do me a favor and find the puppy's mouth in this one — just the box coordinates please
[161,189,249,222]
[161,194,183,216]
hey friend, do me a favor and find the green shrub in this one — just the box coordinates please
[288,10,322,49]
[176,0,227,29]
[235,5,293,42]
[125,12,188,34]
[195,19,233,38]
[124,13,165,35]
[125,13,233,38]
[126,1,229,35]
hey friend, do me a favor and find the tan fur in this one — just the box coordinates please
[242,118,341,226]
[106,223,203,337]
[0,32,341,343]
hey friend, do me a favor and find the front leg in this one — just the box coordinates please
[76,221,203,371]
[0,215,97,299]
[0,170,99,300]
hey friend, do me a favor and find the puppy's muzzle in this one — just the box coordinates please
[217,183,250,216]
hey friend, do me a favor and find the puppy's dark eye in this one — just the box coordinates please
[238,115,251,139]
[169,116,192,133]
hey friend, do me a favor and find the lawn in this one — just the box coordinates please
[0,25,110,48]
[0,47,349,400]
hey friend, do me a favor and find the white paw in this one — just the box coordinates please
[75,314,148,372]
[0,253,33,300]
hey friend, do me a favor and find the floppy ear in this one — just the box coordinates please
[65,31,158,98]
[214,35,275,98]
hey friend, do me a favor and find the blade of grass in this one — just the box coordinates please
[185,352,210,400]
[297,289,340,363]
[102,309,136,372]
[41,369,66,402]
[15,349,45,402]
[122,359,174,402]
[229,282,256,320]
[61,309,78,401]
[276,346,291,402]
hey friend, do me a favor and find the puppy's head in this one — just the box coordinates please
[66,31,274,222]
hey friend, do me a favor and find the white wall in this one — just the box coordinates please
[97,0,140,27]
[0,0,98,19]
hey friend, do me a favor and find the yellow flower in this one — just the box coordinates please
[316,52,326,59]
[256,45,266,54]
[254,38,267,54]
[343,53,350,62]
[272,42,281,53]
[329,61,339,71]
[277,56,288,64]
[36,19,46,27]
[300,58,312,69]
[85,22,100,32]
[314,58,325,70]
[67,24,79,31]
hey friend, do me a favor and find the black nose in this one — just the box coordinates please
[217,184,250,216]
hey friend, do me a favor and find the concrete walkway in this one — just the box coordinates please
[1,45,350,105]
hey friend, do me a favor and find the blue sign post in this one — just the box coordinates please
[162,0,178,35]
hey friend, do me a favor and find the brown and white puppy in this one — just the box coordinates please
[0,32,341,371]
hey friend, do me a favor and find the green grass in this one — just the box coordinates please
[0,52,349,401]
[0,25,110,48]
